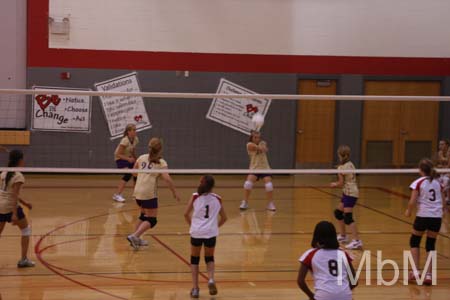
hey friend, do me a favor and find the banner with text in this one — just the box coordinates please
[94,72,151,139]
[31,86,92,133]
[206,78,271,135]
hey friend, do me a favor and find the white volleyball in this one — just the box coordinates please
[251,113,265,129]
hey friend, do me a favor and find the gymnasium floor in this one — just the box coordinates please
[0,174,449,300]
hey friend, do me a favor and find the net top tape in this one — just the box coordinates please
[2,88,450,101]
[0,167,449,174]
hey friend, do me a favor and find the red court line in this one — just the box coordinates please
[33,189,450,296]
[35,235,127,299]
[375,187,410,199]
[150,235,209,281]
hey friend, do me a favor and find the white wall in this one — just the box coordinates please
[0,0,27,128]
[50,0,450,58]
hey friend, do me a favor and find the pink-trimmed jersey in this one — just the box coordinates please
[189,192,222,239]
[299,248,353,300]
[410,177,443,218]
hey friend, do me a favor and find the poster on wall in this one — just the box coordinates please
[94,72,152,140]
[206,78,271,135]
[31,86,92,133]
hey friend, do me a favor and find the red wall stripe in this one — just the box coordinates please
[28,0,450,75]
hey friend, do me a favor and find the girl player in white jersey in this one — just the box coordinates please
[113,124,139,202]
[240,130,276,211]
[298,221,357,300]
[0,150,35,268]
[184,175,227,298]
[405,158,444,285]
[126,137,180,249]
[330,145,363,249]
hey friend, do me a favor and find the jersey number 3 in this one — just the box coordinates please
[204,205,210,219]
[429,189,436,201]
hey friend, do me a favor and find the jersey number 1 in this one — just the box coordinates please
[204,205,210,219]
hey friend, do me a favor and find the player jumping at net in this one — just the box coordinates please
[184,175,227,298]
[0,150,35,268]
[298,221,357,300]
[126,137,180,249]
[330,145,363,250]
[405,158,444,285]
[113,124,139,203]
[240,130,276,211]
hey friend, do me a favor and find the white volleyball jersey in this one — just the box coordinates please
[299,248,353,300]
[0,172,25,214]
[410,177,443,218]
[189,192,222,239]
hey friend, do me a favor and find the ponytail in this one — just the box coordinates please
[4,150,23,191]
[197,175,215,195]
[148,137,163,163]
[418,158,438,182]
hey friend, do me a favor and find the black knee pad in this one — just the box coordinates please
[205,256,214,264]
[410,234,422,248]
[334,209,344,220]
[139,213,145,221]
[122,173,132,182]
[344,213,354,225]
[425,237,436,252]
[191,256,200,265]
[142,216,157,228]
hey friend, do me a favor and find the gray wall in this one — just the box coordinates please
[26,68,298,168]
[0,0,27,128]
[17,69,450,169]
[335,75,364,166]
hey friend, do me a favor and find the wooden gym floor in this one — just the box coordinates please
[0,174,449,300]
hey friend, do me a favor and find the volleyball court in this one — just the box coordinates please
[0,89,449,300]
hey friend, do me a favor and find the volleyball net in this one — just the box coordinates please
[0,86,449,176]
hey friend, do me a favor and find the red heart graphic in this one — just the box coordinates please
[35,95,61,110]
[50,95,61,106]
[246,104,258,113]
[35,95,51,110]
[134,115,143,122]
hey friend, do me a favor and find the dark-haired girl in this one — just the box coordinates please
[113,124,139,202]
[297,221,357,300]
[126,137,180,249]
[184,175,227,298]
[0,150,35,268]
[405,158,443,285]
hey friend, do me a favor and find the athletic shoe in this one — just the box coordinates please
[113,194,125,202]
[190,288,200,298]
[127,235,140,250]
[266,201,276,211]
[139,239,149,246]
[17,258,35,268]
[240,200,249,210]
[208,281,218,295]
[337,234,348,243]
[345,239,363,250]
[408,271,420,283]
[424,273,433,286]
